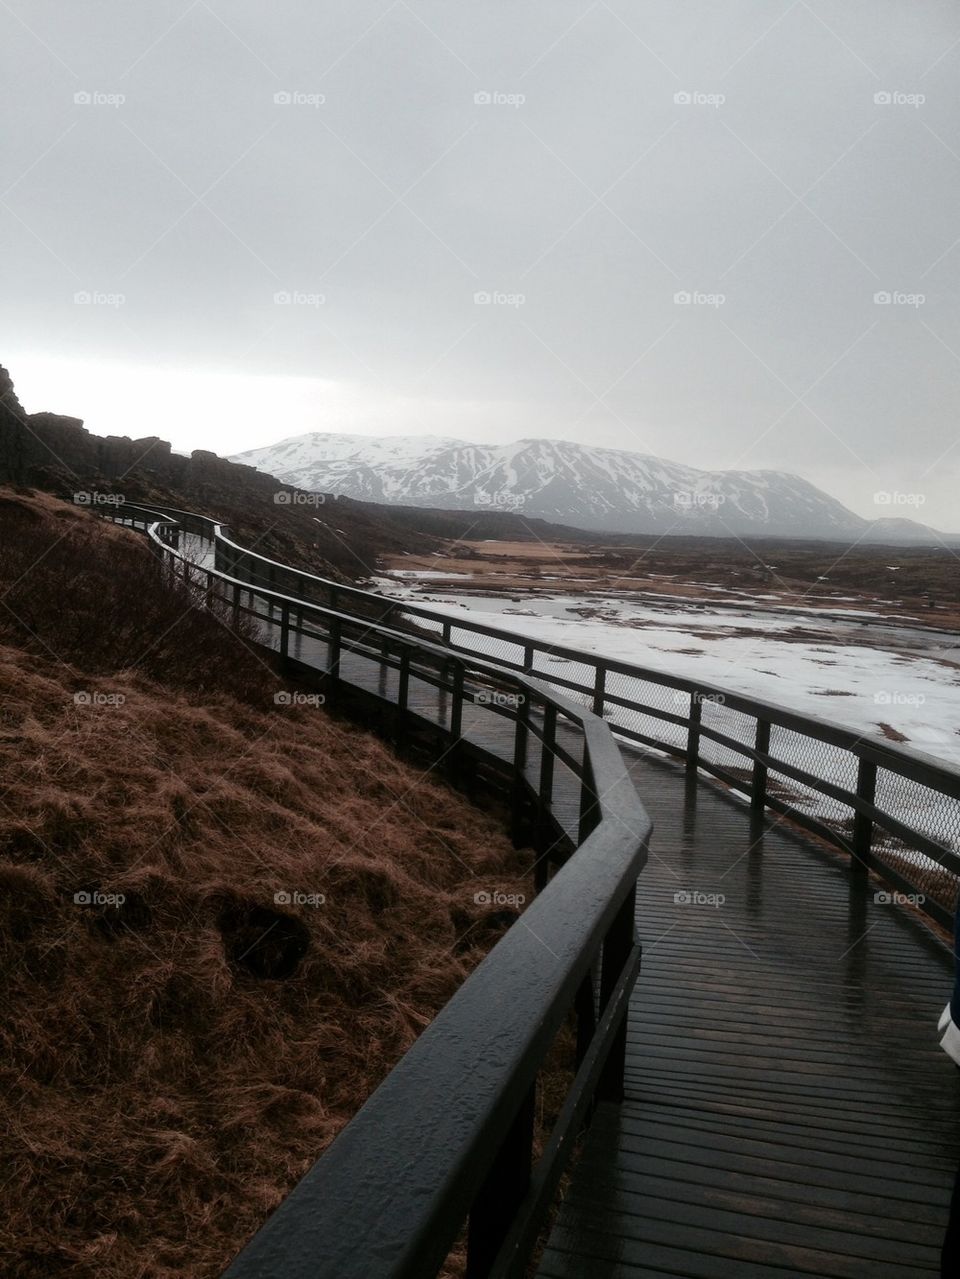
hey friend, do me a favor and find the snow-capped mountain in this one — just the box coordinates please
[230,433,944,542]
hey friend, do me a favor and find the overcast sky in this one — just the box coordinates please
[4,1,960,528]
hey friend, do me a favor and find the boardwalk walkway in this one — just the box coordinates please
[331,624,960,1274]
[186,528,960,1275]
[538,751,959,1278]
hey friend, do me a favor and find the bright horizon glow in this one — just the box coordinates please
[7,352,958,533]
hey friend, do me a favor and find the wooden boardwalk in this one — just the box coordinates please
[331,635,960,1274]
[538,751,960,1278]
[203,549,960,1274]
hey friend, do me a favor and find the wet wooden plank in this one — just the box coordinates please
[537,749,959,1277]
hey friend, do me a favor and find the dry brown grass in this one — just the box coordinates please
[0,490,535,1277]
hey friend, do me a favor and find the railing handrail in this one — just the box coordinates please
[100,501,651,1278]
[218,694,646,1279]
[112,500,960,795]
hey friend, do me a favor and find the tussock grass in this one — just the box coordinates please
[0,490,534,1277]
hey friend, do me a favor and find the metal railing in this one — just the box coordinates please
[98,502,651,1278]
[107,501,960,931]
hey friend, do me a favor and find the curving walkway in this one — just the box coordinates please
[137,515,960,1273]
[539,752,959,1277]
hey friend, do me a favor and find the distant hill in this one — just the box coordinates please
[232,431,954,546]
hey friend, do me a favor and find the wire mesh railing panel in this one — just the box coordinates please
[765,726,859,827]
[695,699,756,780]
[405,612,446,639]
[114,504,960,929]
[875,769,960,854]
[873,769,960,911]
[449,627,527,669]
[527,650,595,706]
[603,671,687,754]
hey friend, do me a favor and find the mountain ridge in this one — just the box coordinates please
[232,432,950,545]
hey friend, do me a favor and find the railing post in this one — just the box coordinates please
[578,750,598,845]
[752,719,770,811]
[522,644,534,675]
[450,663,464,740]
[592,664,606,717]
[279,601,290,664]
[511,689,530,844]
[686,691,702,774]
[596,883,638,1104]
[376,634,389,698]
[466,1085,535,1279]
[535,704,557,888]
[397,647,410,722]
[442,620,452,646]
[328,617,342,684]
[852,758,877,876]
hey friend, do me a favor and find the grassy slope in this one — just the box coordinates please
[0,489,529,1277]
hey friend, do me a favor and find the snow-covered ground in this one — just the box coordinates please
[374,579,960,770]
